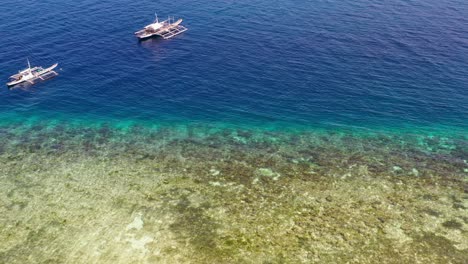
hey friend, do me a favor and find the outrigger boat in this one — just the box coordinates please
[7,59,58,87]
[135,14,187,40]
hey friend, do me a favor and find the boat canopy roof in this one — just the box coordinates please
[146,22,163,30]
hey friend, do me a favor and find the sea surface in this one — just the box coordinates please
[0,0,467,132]
[0,0,467,263]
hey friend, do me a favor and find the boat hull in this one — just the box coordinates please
[136,33,160,40]
[7,80,25,87]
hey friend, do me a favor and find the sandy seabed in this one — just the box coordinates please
[0,123,467,263]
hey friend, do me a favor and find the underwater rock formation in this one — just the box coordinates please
[0,122,466,263]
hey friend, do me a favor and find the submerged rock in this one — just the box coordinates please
[256,168,281,181]
[209,168,220,176]
[126,213,144,231]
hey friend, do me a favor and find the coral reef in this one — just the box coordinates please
[0,122,466,263]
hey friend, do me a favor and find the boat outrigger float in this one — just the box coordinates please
[7,59,58,87]
[135,14,187,40]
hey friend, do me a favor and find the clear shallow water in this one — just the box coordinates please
[0,0,467,263]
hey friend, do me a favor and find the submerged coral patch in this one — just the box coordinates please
[0,122,467,263]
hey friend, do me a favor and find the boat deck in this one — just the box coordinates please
[10,67,41,79]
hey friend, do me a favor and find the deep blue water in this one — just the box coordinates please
[0,0,467,133]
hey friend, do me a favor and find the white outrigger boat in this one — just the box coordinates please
[134,14,187,40]
[7,59,58,87]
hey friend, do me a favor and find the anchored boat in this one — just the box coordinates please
[7,59,58,87]
[135,14,187,40]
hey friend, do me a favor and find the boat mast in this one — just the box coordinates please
[27,58,32,74]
